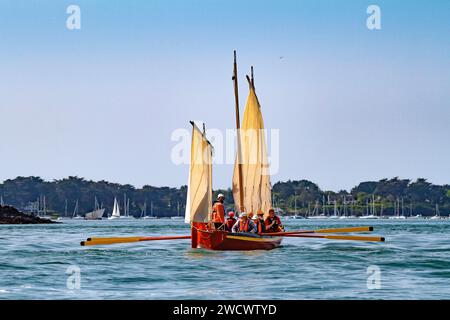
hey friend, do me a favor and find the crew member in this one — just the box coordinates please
[232,212,257,233]
[211,193,225,229]
[225,211,237,232]
[253,210,266,234]
[265,208,284,233]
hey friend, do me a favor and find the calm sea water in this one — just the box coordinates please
[0,219,449,300]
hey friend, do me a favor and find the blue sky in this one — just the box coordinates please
[0,0,449,191]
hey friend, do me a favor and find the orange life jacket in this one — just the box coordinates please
[212,201,225,223]
[239,219,249,232]
[255,219,264,234]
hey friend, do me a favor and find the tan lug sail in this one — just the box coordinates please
[232,85,272,217]
[185,122,213,223]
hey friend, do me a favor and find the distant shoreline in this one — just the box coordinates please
[0,176,448,218]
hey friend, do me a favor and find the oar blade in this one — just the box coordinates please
[80,235,191,246]
[315,226,373,234]
[81,236,143,246]
[281,234,385,242]
[261,226,374,236]
[325,234,385,242]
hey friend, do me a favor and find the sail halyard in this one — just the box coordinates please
[185,122,213,224]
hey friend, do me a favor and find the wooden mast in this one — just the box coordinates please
[233,50,245,213]
[251,66,255,89]
[246,66,255,90]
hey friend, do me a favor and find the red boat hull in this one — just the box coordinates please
[191,223,282,251]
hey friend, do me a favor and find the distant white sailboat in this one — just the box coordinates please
[143,201,157,219]
[310,197,329,219]
[36,195,58,220]
[340,215,357,219]
[360,196,379,219]
[108,197,121,220]
[289,192,305,219]
[389,198,406,219]
[308,200,327,219]
[110,195,134,220]
[308,214,328,219]
[360,214,379,219]
[407,203,422,219]
[328,200,340,219]
[139,201,146,219]
[430,204,442,220]
[72,200,83,220]
[171,201,184,220]
[339,196,351,219]
[57,199,69,220]
[123,195,134,219]
[339,196,357,219]
[390,215,406,220]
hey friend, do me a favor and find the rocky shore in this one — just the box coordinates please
[0,205,58,224]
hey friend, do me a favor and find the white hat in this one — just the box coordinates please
[217,193,225,199]
[252,215,259,220]
[240,212,247,218]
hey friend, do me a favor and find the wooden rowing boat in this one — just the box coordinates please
[191,223,282,251]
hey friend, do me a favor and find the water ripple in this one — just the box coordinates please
[0,219,449,299]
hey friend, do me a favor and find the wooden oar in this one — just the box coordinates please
[261,226,374,236]
[80,235,191,246]
[281,234,385,242]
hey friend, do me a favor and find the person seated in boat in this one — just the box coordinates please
[224,211,237,232]
[265,208,284,233]
[253,210,266,234]
[211,193,226,229]
[248,212,254,220]
[232,212,257,233]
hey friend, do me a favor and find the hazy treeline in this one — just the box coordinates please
[272,178,450,216]
[0,176,449,217]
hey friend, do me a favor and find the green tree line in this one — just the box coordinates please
[271,178,450,216]
[0,176,449,217]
